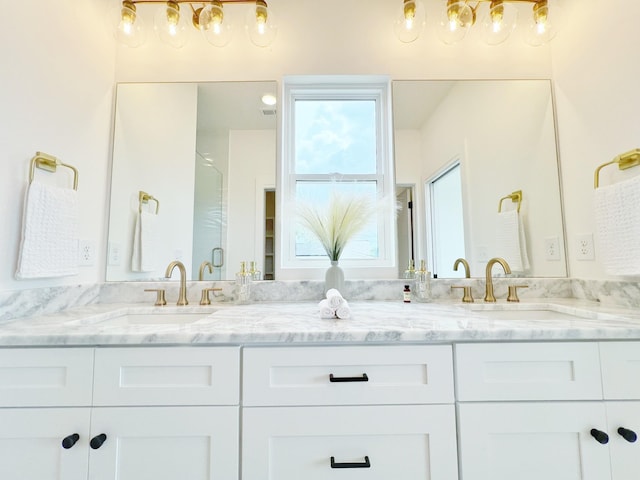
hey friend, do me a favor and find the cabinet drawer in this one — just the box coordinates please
[0,348,93,407]
[243,345,454,406]
[600,341,640,399]
[455,342,602,401]
[93,347,239,406]
[242,404,458,480]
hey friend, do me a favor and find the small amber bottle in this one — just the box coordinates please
[403,285,411,303]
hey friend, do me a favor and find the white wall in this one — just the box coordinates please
[0,0,115,292]
[550,0,640,280]
[227,130,277,278]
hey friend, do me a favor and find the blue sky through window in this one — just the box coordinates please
[294,99,376,175]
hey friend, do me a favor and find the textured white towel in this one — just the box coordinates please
[131,210,159,272]
[318,299,336,319]
[335,300,351,319]
[325,288,345,308]
[595,174,640,276]
[495,210,530,273]
[16,181,79,279]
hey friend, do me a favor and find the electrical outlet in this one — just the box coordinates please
[78,240,96,266]
[477,245,488,262]
[108,242,121,266]
[544,236,561,261]
[576,233,595,261]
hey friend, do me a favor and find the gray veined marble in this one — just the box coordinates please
[0,299,638,347]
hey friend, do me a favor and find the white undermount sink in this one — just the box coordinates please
[102,312,208,325]
[67,309,218,327]
[460,303,598,321]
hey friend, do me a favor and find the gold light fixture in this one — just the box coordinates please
[397,0,562,46]
[111,0,277,48]
[394,0,426,43]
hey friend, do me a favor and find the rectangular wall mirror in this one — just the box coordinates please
[393,79,567,278]
[106,79,567,281]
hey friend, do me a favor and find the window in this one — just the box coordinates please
[278,76,396,279]
[426,161,465,278]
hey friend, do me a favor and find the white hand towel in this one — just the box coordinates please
[495,210,530,273]
[318,299,336,319]
[325,289,345,309]
[131,210,159,272]
[594,174,640,276]
[16,180,79,279]
[335,300,351,319]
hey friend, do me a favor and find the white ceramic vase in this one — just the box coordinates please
[324,260,345,294]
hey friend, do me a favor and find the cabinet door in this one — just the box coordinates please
[0,408,90,480]
[88,406,238,480]
[606,401,640,480]
[242,404,458,480]
[458,402,611,480]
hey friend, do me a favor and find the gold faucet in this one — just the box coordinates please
[165,260,188,306]
[453,258,471,278]
[484,257,511,302]
[198,261,213,281]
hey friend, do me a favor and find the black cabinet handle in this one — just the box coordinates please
[590,429,609,444]
[90,433,107,450]
[618,427,638,443]
[329,373,369,383]
[61,433,80,449]
[330,456,371,469]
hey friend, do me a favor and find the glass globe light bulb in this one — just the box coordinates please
[481,0,517,45]
[199,1,233,47]
[524,0,563,46]
[436,1,474,45]
[154,1,190,49]
[393,0,426,43]
[112,0,146,48]
[246,0,277,48]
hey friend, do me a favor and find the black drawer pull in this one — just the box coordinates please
[329,373,369,383]
[590,429,609,445]
[618,427,638,443]
[330,456,371,469]
[61,433,80,449]
[90,433,107,450]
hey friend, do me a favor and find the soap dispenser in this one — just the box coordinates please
[235,261,252,304]
[249,261,262,281]
[413,260,432,302]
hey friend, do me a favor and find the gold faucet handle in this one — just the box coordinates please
[507,285,528,303]
[200,287,222,306]
[451,285,474,303]
[144,289,167,306]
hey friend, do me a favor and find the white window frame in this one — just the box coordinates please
[276,75,397,280]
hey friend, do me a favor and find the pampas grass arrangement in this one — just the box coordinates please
[297,191,375,261]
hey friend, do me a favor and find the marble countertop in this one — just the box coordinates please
[1,299,639,346]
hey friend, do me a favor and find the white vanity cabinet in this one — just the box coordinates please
[455,341,640,480]
[0,347,240,480]
[241,345,459,479]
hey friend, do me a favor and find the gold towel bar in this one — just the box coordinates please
[139,190,159,214]
[498,190,522,213]
[29,152,78,191]
[594,148,640,189]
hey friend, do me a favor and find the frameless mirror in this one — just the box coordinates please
[106,81,277,281]
[393,79,567,278]
[105,79,567,282]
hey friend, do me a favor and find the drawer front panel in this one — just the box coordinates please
[242,404,458,480]
[0,348,94,407]
[599,341,640,400]
[455,342,602,401]
[243,345,454,406]
[93,347,239,406]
